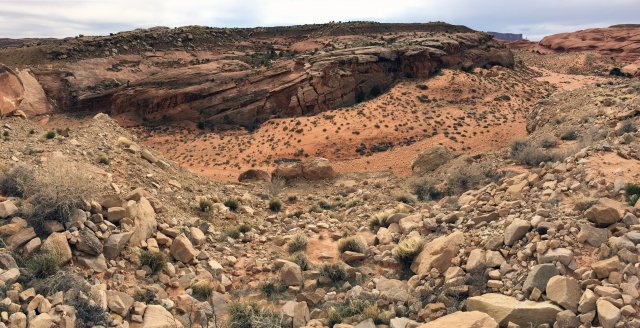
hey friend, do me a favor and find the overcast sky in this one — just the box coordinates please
[1,0,639,40]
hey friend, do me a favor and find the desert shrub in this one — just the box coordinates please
[260,280,287,298]
[97,154,110,165]
[70,297,109,327]
[617,120,637,136]
[539,136,558,149]
[227,302,288,328]
[138,249,166,274]
[510,139,562,166]
[560,129,579,140]
[199,198,213,212]
[31,270,90,296]
[573,197,600,211]
[134,289,158,304]
[44,130,56,139]
[238,223,252,233]
[395,193,416,204]
[25,250,62,279]
[625,183,640,206]
[392,236,424,266]
[337,237,365,254]
[411,179,444,201]
[368,210,394,230]
[416,84,428,90]
[290,252,310,270]
[326,299,371,327]
[287,234,308,254]
[224,198,239,211]
[446,165,487,195]
[269,199,282,212]
[266,177,285,197]
[191,280,215,299]
[226,228,241,239]
[0,163,33,197]
[20,158,99,226]
[320,261,348,283]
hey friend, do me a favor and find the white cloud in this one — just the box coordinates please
[0,0,638,39]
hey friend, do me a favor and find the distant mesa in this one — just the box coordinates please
[487,32,523,42]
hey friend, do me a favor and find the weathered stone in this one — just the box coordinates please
[104,231,133,260]
[282,301,310,328]
[411,231,464,276]
[591,256,621,279]
[466,249,486,272]
[169,234,198,263]
[0,201,18,219]
[375,277,410,302]
[41,232,72,264]
[504,219,530,246]
[280,260,302,286]
[585,198,625,226]
[596,299,620,328]
[189,227,206,246]
[238,169,271,182]
[77,254,107,272]
[142,304,183,328]
[546,276,581,312]
[417,311,498,328]
[523,264,558,294]
[0,268,20,285]
[555,310,579,328]
[538,248,573,266]
[466,293,562,327]
[577,224,608,247]
[106,207,127,222]
[75,229,103,255]
[126,197,158,246]
[28,313,55,328]
[6,227,36,249]
[106,290,134,317]
[411,146,453,176]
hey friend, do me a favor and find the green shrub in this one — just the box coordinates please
[199,198,214,212]
[238,223,252,233]
[269,199,282,212]
[560,129,579,140]
[287,234,307,254]
[227,302,287,328]
[70,298,109,327]
[97,154,110,165]
[625,183,640,206]
[138,250,166,274]
[290,252,310,271]
[392,236,424,266]
[260,280,287,298]
[227,228,241,239]
[337,237,365,254]
[25,251,62,279]
[320,261,348,283]
[224,198,239,211]
[44,130,56,139]
[191,280,215,299]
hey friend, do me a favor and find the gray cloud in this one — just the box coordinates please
[0,0,638,40]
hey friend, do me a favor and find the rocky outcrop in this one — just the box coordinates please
[272,157,336,181]
[0,64,24,117]
[18,25,513,127]
[467,293,562,327]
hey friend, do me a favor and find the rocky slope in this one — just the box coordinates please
[0,22,513,127]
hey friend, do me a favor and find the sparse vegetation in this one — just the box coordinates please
[260,280,287,298]
[138,249,166,274]
[337,236,365,254]
[44,130,56,139]
[269,198,282,212]
[191,279,215,299]
[25,250,63,279]
[625,183,640,206]
[199,198,214,212]
[70,297,109,327]
[510,139,562,166]
[320,261,348,283]
[266,177,286,197]
[224,198,240,211]
[560,129,579,140]
[227,302,288,328]
[290,252,310,270]
[0,163,33,197]
[287,234,308,254]
[392,236,423,266]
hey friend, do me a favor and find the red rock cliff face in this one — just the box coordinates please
[0,64,24,116]
[11,24,513,126]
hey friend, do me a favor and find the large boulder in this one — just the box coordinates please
[411,231,464,276]
[272,158,336,181]
[238,169,271,182]
[0,201,18,219]
[417,311,498,328]
[546,276,581,312]
[584,198,626,226]
[466,293,562,327]
[41,232,72,264]
[169,234,198,264]
[281,301,310,328]
[411,146,453,176]
[126,197,158,246]
[143,304,183,328]
[104,232,133,260]
[0,64,24,117]
[75,229,103,256]
[503,219,530,246]
[523,263,558,294]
